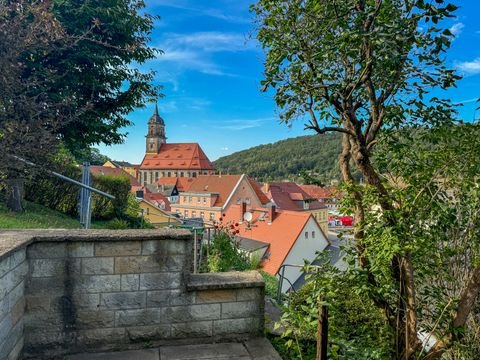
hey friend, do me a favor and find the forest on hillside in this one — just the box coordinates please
[213,133,344,183]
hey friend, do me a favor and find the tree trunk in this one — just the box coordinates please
[6,178,24,212]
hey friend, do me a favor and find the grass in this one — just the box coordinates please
[0,200,111,229]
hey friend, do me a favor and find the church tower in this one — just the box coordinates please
[146,103,166,153]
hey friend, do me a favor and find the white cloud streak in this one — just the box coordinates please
[449,22,464,37]
[214,117,277,131]
[456,58,480,75]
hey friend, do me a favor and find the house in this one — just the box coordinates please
[138,105,215,185]
[133,189,179,227]
[221,204,330,292]
[151,177,195,204]
[90,165,140,187]
[299,185,342,211]
[103,160,139,179]
[170,174,270,222]
[264,182,329,234]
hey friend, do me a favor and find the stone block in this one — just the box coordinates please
[0,314,12,343]
[170,291,195,306]
[100,292,146,310]
[8,281,24,310]
[9,249,25,270]
[161,304,220,323]
[0,273,10,299]
[125,324,170,342]
[76,310,115,329]
[30,259,65,278]
[7,335,23,360]
[142,240,187,255]
[114,256,162,274]
[25,276,65,295]
[0,297,9,323]
[95,242,141,257]
[171,320,213,338]
[221,301,260,319]
[0,257,9,281]
[115,309,161,327]
[196,289,236,304]
[76,328,126,348]
[213,317,263,336]
[82,257,114,275]
[68,243,94,258]
[74,275,121,293]
[146,290,178,307]
[236,288,262,302]
[28,242,66,259]
[121,274,139,291]
[25,294,61,314]
[139,273,182,291]
[72,293,100,309]
[10,298,24,326]
[8,262,27,292]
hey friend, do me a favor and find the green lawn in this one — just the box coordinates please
[0,200,109,229]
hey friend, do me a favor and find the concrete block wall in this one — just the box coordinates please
[0,248,27,360]
[0,230,266,359]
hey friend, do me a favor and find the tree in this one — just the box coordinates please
[252,0,478,358]
[0,0,158,211]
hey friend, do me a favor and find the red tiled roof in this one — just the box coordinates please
[267,182,326,211]
[90,166,140,187]
[222,206,317,275]
[156,177,194,192]
[140,143,214,170]
[185,175,242,207]
[299,185,340,199]
[144,192,171,211]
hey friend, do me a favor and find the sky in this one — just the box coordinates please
[98,0,480,163]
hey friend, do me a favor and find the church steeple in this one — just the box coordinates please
[146,103,166,153]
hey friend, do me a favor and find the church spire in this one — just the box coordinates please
[148,102,165,125]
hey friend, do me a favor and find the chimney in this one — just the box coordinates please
[239,201,247,223]
[268,205,276,224]
[264,182,270,193]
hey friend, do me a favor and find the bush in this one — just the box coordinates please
[260,271,279,298]
[204,231,251,272]
[106,218,129,229]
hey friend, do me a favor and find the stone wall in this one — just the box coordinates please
[0,248,27,360]
[0,230,265,360]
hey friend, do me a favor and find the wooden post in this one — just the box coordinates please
[316,302,328,360]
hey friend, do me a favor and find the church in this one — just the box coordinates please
[138,105,215,186]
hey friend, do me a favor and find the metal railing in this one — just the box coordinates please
[276,263,323,302]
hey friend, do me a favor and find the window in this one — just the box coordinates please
[203,197,206,204]
[184,210,188,217]
[189,196,192,203]
[146,208,149,215]
[197,196,200,203]
[155,172,159,181]
[167,172,171,177]
[312,231,315,238]
[180,172,184,177]
[192,172,197,177]
[209,213,215,221]
[183,196,187,203]
[236,198,241,204]
[150,172,153,184]
[200,212,204,219]
[192,211,196,218]
[305,231,309,239]
[245,197,251,204]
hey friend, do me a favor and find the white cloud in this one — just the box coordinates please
[449,22,464,37]
[188,98,212,110]
[456,58,480,75]
[454,98,479,105]
[158,100,177,113]
[155,31,254,76]
[214,117,277,131]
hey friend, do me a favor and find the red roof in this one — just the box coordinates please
[156,177,194,192]
[266,182,326,211]
[140,143,214,170]
[144,192,171,211]
[222,206,321,275]
[184,175,270,208]
[299,185,340,200]
[90,166,140,187]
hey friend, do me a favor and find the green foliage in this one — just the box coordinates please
[260,271,279,298]
[105,218,129,230]
[204,231,252,273]
[214,133,353,182]
[49,0,160,154]
[278,258,393,359]
[91,174,131,220]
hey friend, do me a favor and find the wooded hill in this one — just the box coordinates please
[213,133,343,182]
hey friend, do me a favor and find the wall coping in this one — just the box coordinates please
[0,229,192,261]
[187,271,265,291]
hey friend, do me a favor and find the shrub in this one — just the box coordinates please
[205,230,251,272]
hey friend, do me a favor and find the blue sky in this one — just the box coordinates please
[99,0,480,163]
